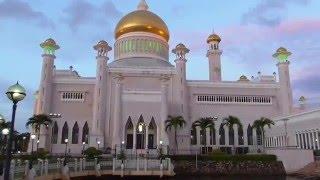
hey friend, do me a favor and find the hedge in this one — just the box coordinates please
[170,154,277,162]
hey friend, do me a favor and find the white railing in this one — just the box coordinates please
[1,157,173,179]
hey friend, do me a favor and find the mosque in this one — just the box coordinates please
[29,0,305,155]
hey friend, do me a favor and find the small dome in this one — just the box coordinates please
[93,40,112,51]
[207,33,221,43]
[172,43,190,54]
[115,2,169,42]
[272,47,292,58]
[40,38,60,50]
[238,75,250,82]
[299,96,306,102]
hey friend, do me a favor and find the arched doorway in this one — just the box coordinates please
[125,117,134,149]
[148,118,157,149]
[136,115,145,149]
[247,124,253,145]
[219,124,225,145]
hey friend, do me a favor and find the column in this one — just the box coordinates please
[160,76,170,145]
[234,124,239,147]
[224,126,229,146]
[243,125,248,146]
[312,132,316,150]
[112,74,124,148]
[145,127,149,149]
[252,128,257,146]
[296,133,300,148]
[206,128,210,146]
[302,133,306,149]
[215,123,220,147]
[308,132,312,149]
[133,125,137,150]
[196,127,201,146]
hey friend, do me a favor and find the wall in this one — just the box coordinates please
[266,148,314,173]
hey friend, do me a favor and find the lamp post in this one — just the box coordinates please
[1,128,9,177]
[36,140,40,152]
[30,134,36,153]
[4,82,26,180]
[97,141,101,150]
[82,142,86,154]
[64,139,68,157]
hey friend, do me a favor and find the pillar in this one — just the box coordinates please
[196,127,201,146]
[215,123,220,147]
[112,74,124,148]
[145,127,149,149]
[234,124,239,147]
[206,128,210,146]
[224,126,229,146]
[317,131,320,150]
[160,75,170,146]
[252,128,257,146]
[243,125,248,146]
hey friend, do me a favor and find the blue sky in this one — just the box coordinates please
[0,0,320,132]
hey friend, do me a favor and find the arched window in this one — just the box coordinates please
[247,124,253,145]
[51,122,58,144]
[72,122,79,144]
[229,126,234,145]
[136,115,145,149]
[191,126,197,145]
[238,126,244,145]
[219,124,225,145]
[61,122,69,144]
[210,128,216,145]
[125,117,134,149]
[82,122,89,144]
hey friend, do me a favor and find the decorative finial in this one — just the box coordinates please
[137,0,149,11]
[273,47,292,63]
[172,43,190,60]
[40,38,60,55]
[93,40,112,57]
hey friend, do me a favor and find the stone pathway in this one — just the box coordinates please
[291,161,320,179]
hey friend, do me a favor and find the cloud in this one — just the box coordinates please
[0,0,54,28]
[241,0,311,27]
[62,0,121,32]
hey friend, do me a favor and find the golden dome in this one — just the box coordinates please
[207,33,221,43]
[115,10,169,41]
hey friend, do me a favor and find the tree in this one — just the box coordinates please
[193,117,215,154]
[26,114,53,150]
[222,115,242,154]
[252,117,274,149]
[165,115,186,152]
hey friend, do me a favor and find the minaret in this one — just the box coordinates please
[206,31,222,82]
[273,47,293,115]
[91,40,112,148]
[38,38,59,149]
[172,43,190,149]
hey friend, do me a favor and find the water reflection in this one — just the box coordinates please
[73,175,302,180]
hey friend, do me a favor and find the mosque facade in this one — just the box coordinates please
[30,0,298,154]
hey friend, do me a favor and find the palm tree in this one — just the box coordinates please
[165,115,186,152]
[252,117,274,149]
[193,117,215,154]
[26,114,53,150]
[222,115,242,154]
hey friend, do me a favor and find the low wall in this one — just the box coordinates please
[266,148,314,173]
[173,160,285,176]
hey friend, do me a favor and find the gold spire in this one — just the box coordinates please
[137,0,149,11]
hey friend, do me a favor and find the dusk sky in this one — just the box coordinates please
[0,0,319,131]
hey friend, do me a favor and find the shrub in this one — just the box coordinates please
[84,147,102,159]
[170,154,277,162]
[209,149,227,156]
[117,149,126,163]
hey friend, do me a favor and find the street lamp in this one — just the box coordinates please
[82,142,86,154]
[64,139,68,157]
[30,134,36,153]
[97,141,101,149]
[36,140,40,152]
[4,82,26,180]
